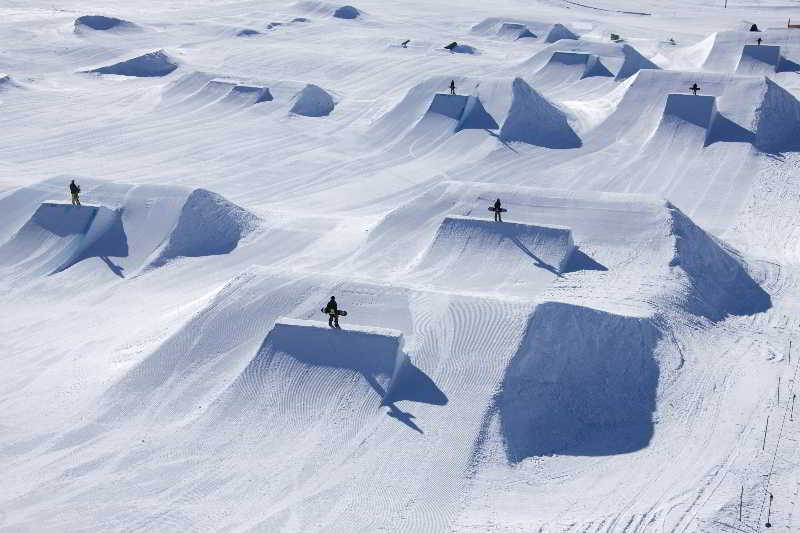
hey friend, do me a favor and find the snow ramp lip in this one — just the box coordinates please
[85,50,178,77]
[546,51,614,79]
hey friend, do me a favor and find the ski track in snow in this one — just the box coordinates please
[3,0,800,531]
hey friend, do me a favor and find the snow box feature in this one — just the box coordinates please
[499,302,662,460]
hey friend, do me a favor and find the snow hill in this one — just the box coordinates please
[2,1,800,532]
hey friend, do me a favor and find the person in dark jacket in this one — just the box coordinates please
[449,80,456,95]
[69,179,81,206]
[690,83,700,96]
[324,296,340,328]
[493,198,503,222]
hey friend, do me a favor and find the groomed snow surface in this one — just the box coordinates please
[1,1,800,532]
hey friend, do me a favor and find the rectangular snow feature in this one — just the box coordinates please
[663,94,717,129]
[736,44,780,74]
[427,94,468,120]
[268,318,408,398]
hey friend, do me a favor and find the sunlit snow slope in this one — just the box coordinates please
[2,1,800,532]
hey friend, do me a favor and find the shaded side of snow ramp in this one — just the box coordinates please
[0,73,18,90]
[289,83,335,116]
[736,44,780,75]
[499,78,581,148]
[615,44,660,80]
[74,15,137,33]
[206,79,274,106]
[413,216,574,291]
[545,23,579,43]
[148,189,260,268]
[497,22,536,40]
[293,1,365,20]
[87,50,178,77]
[333,5,360,19]
[654,93,718,147]
[669,204,771,320]
[539,51,614,82]
[753,78,800,152]
[250,318,412,404]
[499,302,661,460]
[427,93,499,131]
[0,203,127,275]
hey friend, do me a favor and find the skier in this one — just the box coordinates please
[401,39,410,48]
[69,179,81,206]
[493,198,503,222]
[324,296,340,329]
[690,83,700,96]
[449,80,456,95]
[757,37,763,46]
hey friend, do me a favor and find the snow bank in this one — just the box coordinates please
[615,44,660,80]
[0,203,127,275]
[87,50,178,77]
[148,189,259,268]
[413,216,575,290]
[499,77,581,148]
[499,302,661,459]
[736,44,780,75]
[74,15,137,32]
[289,83,335,116]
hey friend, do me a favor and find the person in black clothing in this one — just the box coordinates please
[493,198,503,222]
[324,296,340,328]
[690,83,700,96]
[449,80,456,95]
[69,179,81,206]
[757,37,763,46]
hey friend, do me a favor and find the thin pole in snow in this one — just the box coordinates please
[791,394,796,422]
[763,416,770,451]
[739,485,743,521]
[778,377,781,405]
[765,492,773,527]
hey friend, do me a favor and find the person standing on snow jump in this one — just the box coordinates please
[493,198,503,222]
[69,179,81,206]
[449,80,456,95]
[690,83,700,96]
[324,296,340,329]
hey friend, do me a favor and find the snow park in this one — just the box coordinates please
[3,0,800,531]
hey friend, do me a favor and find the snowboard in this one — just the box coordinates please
[321,308,348,317]
[488,207,507,212]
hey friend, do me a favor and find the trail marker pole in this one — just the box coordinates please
[791,394,796,422]
[778,377,781,405]
[765,492,773,527]
[763,416,770,451]
[739,485,743,521]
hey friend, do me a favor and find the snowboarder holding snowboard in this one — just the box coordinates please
[493,198,503,222]
[324,296,341,329]
[449,80,456,95]
[69,179,81,206]
[690,83,700,96]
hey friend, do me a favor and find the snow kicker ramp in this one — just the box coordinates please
[0,179,260,278]
[86,50,178,77]
[413,216,575,292]
[0,203,127,276]
[736,44,780,76]
[536,51,614,84]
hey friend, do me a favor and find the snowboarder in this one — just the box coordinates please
[493,198,503,222]
[449,80,456,95]
[401,39,410,48]
[690,83,700,96]
[324,296,340,329]
[757,37,763,46]
[69,179,81,206]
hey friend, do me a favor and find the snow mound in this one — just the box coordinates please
[206,79,274,105]
[87,50,178,77]
[0,73,17,89]
[499,302,661,459]
[0,203,127,275]
[498,22,537,40]
[615,44,660,80]
[289,83,335,116]
[148,189,260,268]
[545,23,579,43]
[413,216,575,291]
[236,28,260,36]
[74,15,136,32]
[450,43,478,54]
[544,51,614,79]
[333,5,360,19]
[736,44,780,75]
[499,77,581,148]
